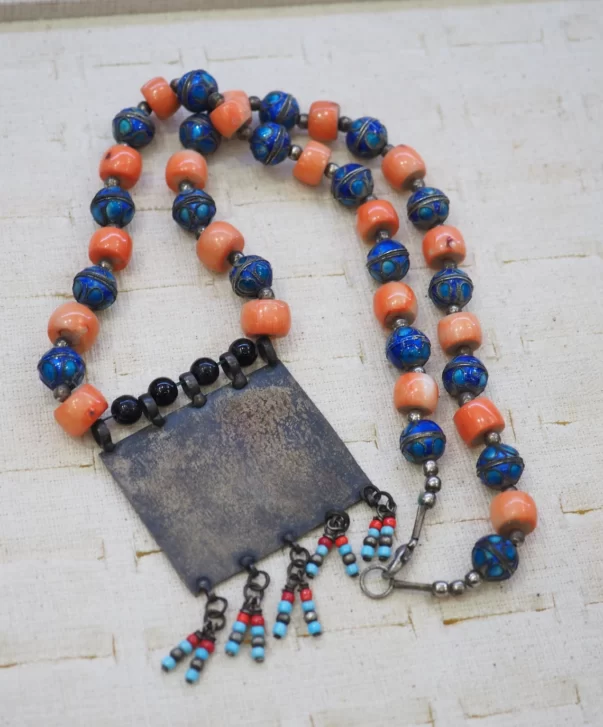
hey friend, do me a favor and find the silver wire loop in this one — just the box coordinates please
[359,564,394,600]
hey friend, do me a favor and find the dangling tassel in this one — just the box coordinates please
[306,510,359,579]
[225,561,270,663]
[360,486,398,562]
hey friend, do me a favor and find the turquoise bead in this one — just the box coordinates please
[380,525,394,536]
[273,621,287,638]
[346,563,359,577]
[233,620,247,633]
[278,600,292,614]
[361,544,375,560]
[368,527,381,538]
[301,600,315,612]
[225,640,240,656]
[339,543,352,556]
[161,655,176,671]
[307,620,322,635]
[195,647,209,661]
[179,639,193,655]
[251,646,265,661]
[378,545,392,559]
[316,544,329,557]
[185,668,200,684]
[306,562,319,577]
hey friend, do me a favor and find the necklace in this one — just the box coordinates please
[36,70,537,683]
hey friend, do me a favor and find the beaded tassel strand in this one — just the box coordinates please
[273,542,322,639]
[306,510,358,579]
[225,563,270,663]
[360,486,398,562]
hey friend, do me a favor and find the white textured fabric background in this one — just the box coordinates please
[1,2,602,725]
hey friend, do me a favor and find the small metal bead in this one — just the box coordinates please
[170,78,179,93]
[364,194,378,203]
[54,338,69,348]
[342,552,356,565]
[304,610,317,623]
[190,657,204,671]
[277,612,291,625]
[423,460,439,476]
[390,317,409,330]
[432,581,449,598]
[379,535,393,547]
[179,181,194,193]
[248,95,261,111]
[447,305,461,315]
[381,144,394,157]
[104,176,120,187]
[228,251,244,266]
[99,259,113,271]
[411,178,426,191]
[229,631,244,644]
[338,116,352,132]
[413,366,426,374]
[236,125,253,141]
[171,647,184,660]
[208,91,224,110]
[425,475,442,493]
[288,144,303,161]
[484,431,502,445]
[251,635,265,647]
[419,492,437,509]
[324,162,339,179]
[258,287,275,300]
[363,536,378,547]
[457,346,473,356]
[465,570,483,588]
[458,392,475,406]
[375,229,392,242]
[310,554,324,567]
[137,101,152,115]
[297,113,309,129]
[449,580,466,597]
[53,383,71,402]
[408,410,423,423]
[508,529,526,546]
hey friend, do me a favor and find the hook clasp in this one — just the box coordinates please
[359,539,418,599]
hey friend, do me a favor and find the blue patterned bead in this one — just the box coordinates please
[273,621,287,638]
[428,268,473,310]
[386,326,431,370]
[179,114,221,155]
[400,419,446,464]
[176,69,218,112]
[346,117,388,159]
[476,443,525,490]
[73,265,117,311]
[229,255,273,298]
[442,354,488,397]
[185,668,201,684]
[172,188,216,233]
[307,620,322,636]
[251,646,265,662]
[407,187,450,230]
[90,186,135,228]
[38,346,85,391]
[259,91,300,130]
[366,240,410,283]
[112,107,155,149]
[472,534,518,581]
[331,164,374,208]
[250,123,291,165]
[161,655,177,671]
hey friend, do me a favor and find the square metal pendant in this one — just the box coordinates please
[101,361,372,594]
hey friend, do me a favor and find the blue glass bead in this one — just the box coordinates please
[306,562,319,577]
[273,621,287,638]
[259,91,300,130]
[346,117,388,159]
[472,534,518,581]
[161,655,177,671]
[380,525,394,537]
[251,646,265,662]
[346,563,359,577]
[442,354,488,398]
[185,668,201,684]
[195,647,209,660]
[90,186,135,228]
[172,188,216,233]
[229,255,273,298]
[407,187,450,230]
[278,601,292,614]
[331,163,374,208]
[476,443,525,490]
[250,123,291,165]
[73,265,117,311]
[339,544,352,556]
[316,544,329,557]
[176,69,218,112]
[400,419,446,464]
[368,527,381,539]
[232,620,247,633]
[366,239,410,283]
[179,639,193,655]
[361,544,375,560]
[250,625,264,637]
[112,107,155,149]
[428,268,473,310]
[301,600,315,612]
[179,113,221,155]
[38,346,85,391]
[386,326,431,370]
[307,620,322,636]
[225,640,240,656]
[377,545,391,560]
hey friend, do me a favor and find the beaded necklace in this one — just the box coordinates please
[37,70,537,684]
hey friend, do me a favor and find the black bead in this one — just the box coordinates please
[229,338,258,367]
[190,357,220,386]
[111,394,143,424]
[277,613,290,625]
[149,377,178,406]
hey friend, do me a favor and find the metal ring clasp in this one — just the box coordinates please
[359,564,394,600]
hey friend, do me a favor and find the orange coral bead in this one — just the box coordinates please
[453,397,505,446]
[241,300,291,338]
[210,91,251,138]
[165,150,208,192]
[293,141,331,186]
[356,199,399,243]
[88,227,132,271]
[140,76,180,120]
[48,302,100,353]
[422,225,467,268]
[99,145,142,190]
[437,312,482,355]
[373,282,417,328]
[381,145,426,190]
[54,384,108,437]
[490,490,538,536]
[308,100,340,142]
[394,372,439,415]
[196,222,245,273]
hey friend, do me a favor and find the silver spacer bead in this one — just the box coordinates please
[432,581,449,598]
[248,95,261,111]
[54,338,69,348]
[236,125,253,142]
[297,113,309,129]
[251,635,265,647]
[447,305,461,315]
[229,631,244,644]
[484,431,502,445]
[449,580,466,597]
[179,181,194,193]
[508,529,525,546]
[457,346,473,355]
[99,259,113,271]
[137,100,152,115]
[311,554,324,567]
[324,162,339,179]
[53,384,71,402]
[408,410,423,423]
[465,570,483,588]
[419,491,436,509]
[425,475,441,493]
[458,392,475,407]
[423,460,438,476]
[208,92,224,110]
[411,178,426,191]
[413,366,426,374]
[104,176,120,188]
[375,229,392,242]
[338,116,352,132]
[342,552,356,564]
[389,316,408,330]
[228,251,244,266]
[170,78,180,93]
[288,144,303,161]
[441,258,457,269]
[304,610,317,623]
[380,144,394,157]
[258,287,275,300]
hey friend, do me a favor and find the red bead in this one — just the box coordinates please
[281,590,295,602]
[369,519,383,531]
[335,535,348,547]
[251,614,265,626]
[383,517,396,527]
[237,612,251,625]
[187,633,200,647]
[318,536,333,549]
[300,588,313,602]
[199,639,215,654]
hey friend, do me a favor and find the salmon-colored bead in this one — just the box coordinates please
[356,199,399,243]
[210,90,252,139]
[422,225,467,269]
[165,150,208,192]
[437,312,482,355]
[381,145,426,190]
[293,141,331,186]
[196,222,245,273]
[88,227,133,271]
[99,145,142,190]
[54,383,108,437]
[394,372,439,415]
[241,299,291,338]
[490,490,538,536]
[140,76,180,120]
[373,282,417,328]
[308,100,340,142]
[453,397,505,446]
[48,302,100,353]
